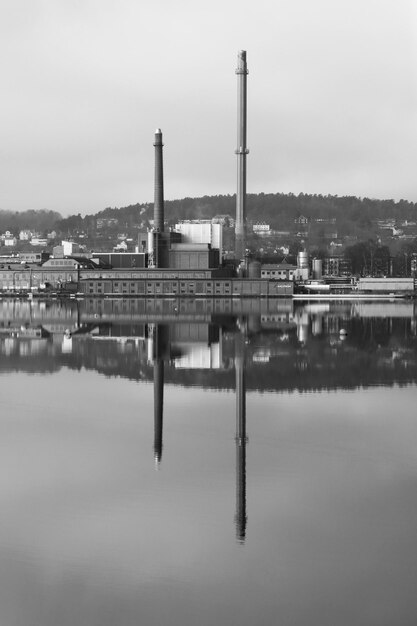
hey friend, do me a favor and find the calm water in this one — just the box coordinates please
[1,298,417,625]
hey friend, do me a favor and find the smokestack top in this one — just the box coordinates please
[153,128,164,147]
[236,50,248,75]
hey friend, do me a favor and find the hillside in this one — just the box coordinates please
[56,192,417,234]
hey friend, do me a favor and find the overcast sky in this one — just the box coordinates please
[1,0,417,216]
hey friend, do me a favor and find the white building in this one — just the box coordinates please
[253,222,270,234]
[19,230,32,241]
[4,236,17,247]
[61,240,82,255]
[174,222,222,254]
[30,238,48,247]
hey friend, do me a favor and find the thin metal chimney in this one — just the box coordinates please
[153,128,164,233]
[235,51,249,261]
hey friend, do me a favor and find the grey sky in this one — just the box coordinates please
[1,0,417,216]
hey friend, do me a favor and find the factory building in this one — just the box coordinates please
[169,243,220,270]
[174,222,223,254]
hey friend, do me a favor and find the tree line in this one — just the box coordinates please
[55,192,417,234]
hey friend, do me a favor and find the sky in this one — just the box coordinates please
[1,0,417,217]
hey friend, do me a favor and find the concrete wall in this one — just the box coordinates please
[169,249,219,270]
[357,278,414,292]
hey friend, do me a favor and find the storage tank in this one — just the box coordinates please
[312,258,323,280]
[248,260,261,279]
[297,250,309,269]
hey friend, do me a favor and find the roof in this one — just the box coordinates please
[261,263,297,270]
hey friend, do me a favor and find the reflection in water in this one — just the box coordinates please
[1,298,417,391]
[235,326,247,543]
[147,316,249,540]
[149,324,166,468]
[153,359,164,468]
[1,298,417,624]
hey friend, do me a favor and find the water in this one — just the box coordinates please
[0,298,417,625]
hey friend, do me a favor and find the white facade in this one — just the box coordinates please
[174,343,221,369]
[253,222,270,234]
[62,240,81,255]
[174,222,222,253]
[19,230,32,241]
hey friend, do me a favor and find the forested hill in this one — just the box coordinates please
[57,193,417,232]
[0,209,62,234]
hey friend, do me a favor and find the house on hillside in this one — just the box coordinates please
[294,215,309,225]
[212,214,235,227]
[113,240,128,252]
[4,236,17,247]
[253,222,271,234]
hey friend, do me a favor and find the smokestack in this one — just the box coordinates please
[235,51,249,261]
[153,128,164,233]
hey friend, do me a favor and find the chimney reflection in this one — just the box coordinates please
[153,357,164,468]
[147,318,248,542]
[148,323,168,469]
[235,324,248,543]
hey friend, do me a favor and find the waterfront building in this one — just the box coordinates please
[261,263,296,280]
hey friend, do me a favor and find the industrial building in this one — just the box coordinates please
[0,51,415,300]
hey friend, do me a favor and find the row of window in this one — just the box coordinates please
[83,280,234,295]
[81,281,293,297]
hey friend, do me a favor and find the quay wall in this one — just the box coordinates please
[357,278,414,294]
